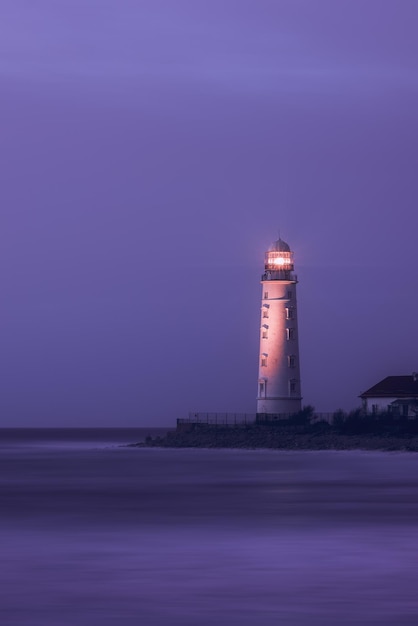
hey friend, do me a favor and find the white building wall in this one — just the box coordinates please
[363,397,398,413]
[256,279,302,415]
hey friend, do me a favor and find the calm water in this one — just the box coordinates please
[1,429,418,625]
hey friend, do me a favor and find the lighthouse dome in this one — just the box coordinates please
[268,238,290,253]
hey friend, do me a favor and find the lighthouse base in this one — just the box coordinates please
[256,397,302,417]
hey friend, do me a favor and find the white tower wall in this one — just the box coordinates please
[256,239,302,417]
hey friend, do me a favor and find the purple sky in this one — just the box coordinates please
[0,0,417,426]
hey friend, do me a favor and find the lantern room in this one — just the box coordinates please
[263,238,295,277]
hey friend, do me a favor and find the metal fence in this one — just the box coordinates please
[257,412,335,424]
[178,412,336,426]
[181,412,257,426]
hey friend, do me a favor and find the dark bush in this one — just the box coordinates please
[332,409,347,429]
[287,405,315,425]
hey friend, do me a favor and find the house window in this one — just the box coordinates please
[264,292,268,299]
[286,308,294,320]
[288,355,295,368]
[286,328,295,340]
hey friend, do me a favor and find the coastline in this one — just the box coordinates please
[136,423,418,452]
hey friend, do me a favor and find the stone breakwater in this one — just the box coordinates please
[138,423,418,452]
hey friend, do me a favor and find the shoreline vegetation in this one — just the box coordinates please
[138,408,418,452]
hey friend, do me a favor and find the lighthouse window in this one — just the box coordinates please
[264,291,268,299]
[259,382,265,396]
[262,330,268,339]
[289,380,297,393]
[263,310,269,318]
[261,357,267,367]
[286,308,294,320]
[287,290,292,299]
[288,355,296,368]
[286,328,295,340]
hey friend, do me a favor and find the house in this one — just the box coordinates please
[360,374,418,417]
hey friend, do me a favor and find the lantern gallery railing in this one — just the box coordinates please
[261,271,297,281]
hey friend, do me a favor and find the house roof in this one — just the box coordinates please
[360,376,418,398]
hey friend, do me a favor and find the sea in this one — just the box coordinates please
[1,428,418,625]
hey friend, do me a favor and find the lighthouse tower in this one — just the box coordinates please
[256,238,302,417]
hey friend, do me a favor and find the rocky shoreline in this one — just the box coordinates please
[137,422,418,452]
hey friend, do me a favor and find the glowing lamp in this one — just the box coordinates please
[264,247,294,271]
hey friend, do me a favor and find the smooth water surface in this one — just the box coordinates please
[1,429,418,625]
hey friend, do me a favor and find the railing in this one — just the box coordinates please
[262,271,298,282]
[182,412,257,425]
[178,412,336,426]
[311,413,335,424]
[256,412,335,424]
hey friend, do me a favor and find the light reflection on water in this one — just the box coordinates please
[1,431,418,625]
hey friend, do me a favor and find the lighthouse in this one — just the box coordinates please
[256,238,302,417]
